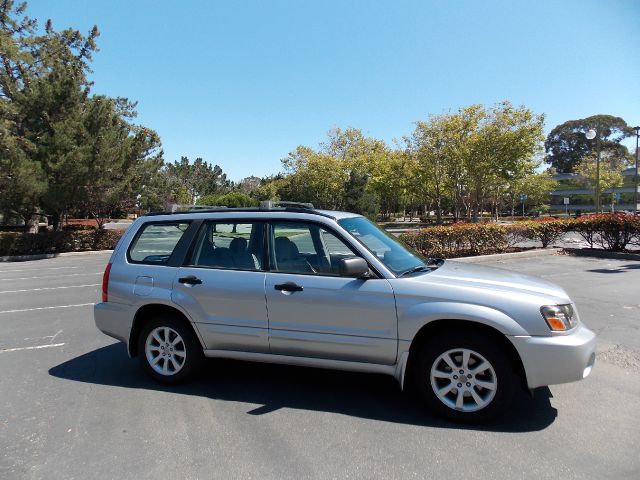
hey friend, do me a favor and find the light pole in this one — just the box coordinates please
[586,126,601,213]
[634,126,639,215]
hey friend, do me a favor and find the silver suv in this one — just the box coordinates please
[94,202,596,422]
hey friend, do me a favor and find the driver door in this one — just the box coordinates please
[264,221,398,365]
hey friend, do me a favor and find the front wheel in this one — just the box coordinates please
[413,331,515,422]
[138,314,202,384]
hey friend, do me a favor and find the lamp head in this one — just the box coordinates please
[585,129,597,140]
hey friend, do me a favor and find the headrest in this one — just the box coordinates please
[229,237,247,253]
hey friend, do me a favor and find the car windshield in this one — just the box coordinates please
[338,216,429,276]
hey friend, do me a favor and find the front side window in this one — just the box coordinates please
[270,222,360,276]
[128,222,190,264]
[338,216,426,275]
[188,222,264,271]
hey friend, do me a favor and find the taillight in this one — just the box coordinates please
[102,263,112,302]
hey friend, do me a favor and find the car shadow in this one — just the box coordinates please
[49,342,557,433]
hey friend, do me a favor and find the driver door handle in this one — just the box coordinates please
[178,275,202,285]
[274,282,303,292]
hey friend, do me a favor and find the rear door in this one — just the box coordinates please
[171,220,269,353]
[264,221,398,365]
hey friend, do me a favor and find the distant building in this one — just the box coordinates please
[550,167,639,213]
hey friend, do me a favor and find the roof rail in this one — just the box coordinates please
[170,204,228,212]
[142,200,334,218]
[260,200,314,210]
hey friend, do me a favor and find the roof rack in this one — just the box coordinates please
[259,200,314,210]
[143,200,334,218]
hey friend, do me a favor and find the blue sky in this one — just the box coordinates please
[27,0,640,181]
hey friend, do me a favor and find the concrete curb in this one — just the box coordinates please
[0,250,113,262]
[454,248,561,263]
[561,248,640,261]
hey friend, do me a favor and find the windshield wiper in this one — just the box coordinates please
[426,257,444,267]
[398,265,432,277]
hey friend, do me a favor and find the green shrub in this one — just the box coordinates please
[400,223,509,258]
[197,192,258,208]
[572,214,640,251]
[0,229,124,256]
[514,218,568,248]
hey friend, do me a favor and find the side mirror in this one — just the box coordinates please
[339,257,371,279]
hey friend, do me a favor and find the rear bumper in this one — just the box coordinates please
[94,301,133,346]
[509,324,596,389]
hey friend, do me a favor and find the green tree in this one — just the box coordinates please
[280,128,390,211]
[545,115,633,173]
[575,153,628,212]
[343,170,379,219]
[280,147,348,208]
[0,0,100,229]
[235,175,262,194]
[165,156,228,204]
[250,175,284,202]
[197,192,258,207]
[502,170,557,217]
[467,102,545,221]
[79,97,164,226]
[408,116,458,223]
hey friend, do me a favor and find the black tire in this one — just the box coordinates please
[412,330,515,423]
[138,313,203,384]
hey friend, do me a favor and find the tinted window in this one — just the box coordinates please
[271,222,359,276]
[129,222,190,264]
[189,222,264,271]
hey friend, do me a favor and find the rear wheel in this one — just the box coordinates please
[138,314,202,384]
[413,331,515,422]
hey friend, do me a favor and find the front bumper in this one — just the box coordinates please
[94,301,134,346]
[509,324,596,389]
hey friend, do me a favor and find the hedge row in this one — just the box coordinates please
[2,214,639,258]
[401,214,640,258]
[0,229,124,256]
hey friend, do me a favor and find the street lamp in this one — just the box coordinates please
[634,126,639,215]
[585,126,601,213]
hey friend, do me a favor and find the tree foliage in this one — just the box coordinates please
[575,152,629,212]
[272,105,547,221]
[545,115,633,173]
[197,191,257,208]
[0,1,164,229]
[165,156,228,204]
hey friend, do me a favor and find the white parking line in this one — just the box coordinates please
[0,303,94,314]
[0,272,102,281]
[0,343,65,353]
[0,284,100,294]
[0,266,81,274]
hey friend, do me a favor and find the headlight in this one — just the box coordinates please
[540,304,578,331]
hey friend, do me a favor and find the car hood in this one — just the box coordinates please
[407,260,570,303]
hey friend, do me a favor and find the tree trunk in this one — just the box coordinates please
[52,210,65,232]
[26,206,40,234]
[471,204,479,223]
[435,198,442,225]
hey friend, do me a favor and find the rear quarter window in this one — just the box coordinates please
[128,222,190,264]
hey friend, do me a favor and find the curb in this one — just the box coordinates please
[561,248,640,261]
[0,250,113,262]
[454,248,561,263]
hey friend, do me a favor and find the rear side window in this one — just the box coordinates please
[188,221,264,271]
[128,222,190,264]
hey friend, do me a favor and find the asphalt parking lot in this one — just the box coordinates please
[1,252,639,479]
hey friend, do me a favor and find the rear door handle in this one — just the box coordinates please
[178,275,202,285]
[274,282,303,292]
